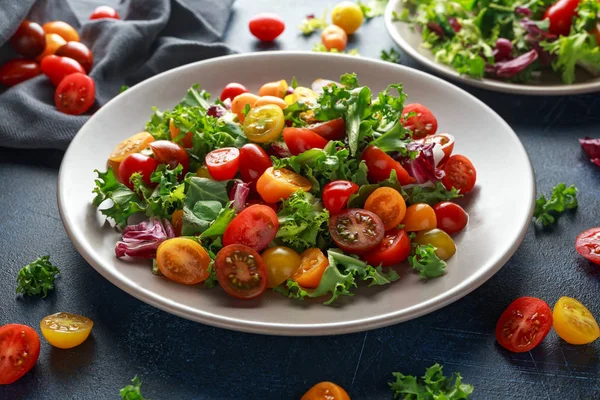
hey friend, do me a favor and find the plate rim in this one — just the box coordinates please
[57,51,536,336]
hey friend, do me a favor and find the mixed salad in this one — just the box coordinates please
[397,0,600,84]
[92,73,477,304]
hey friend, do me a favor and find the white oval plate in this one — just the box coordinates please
[384,0,600,95]
[58,51,535,336]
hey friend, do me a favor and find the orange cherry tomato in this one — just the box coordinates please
[231,92,259,121]
[36,33,67,61]
[292,248,329,288]
[258,79,288,98]
[156,238,211,284]
[42,21,80,42]
[255,95,288,109]
[169,118,193,148]
[301,381,350,400]
[364,187,407,231]
[171,209,183,237]
[256,167,312,203]
[106,131,155,178]
[402,203,437,231]
[321,25,348,51]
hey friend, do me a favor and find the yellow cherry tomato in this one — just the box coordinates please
[414,228,456,260]
[258,79,288,98]
[402,203,437,231]
[42,21,80,42]
[255,95,288,110]
[107,131,155,175]
[285,86,319,106]
[36,33,67,61]
[261,246,302,288]
[196,165,213,179]
[321,25,348,51]
[243,104,285,143]
[553,297,600,345]
[40,312,94,349]
[332,1,364,34]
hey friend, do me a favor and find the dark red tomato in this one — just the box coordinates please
[544,0,580,36]
[283,127,328,155]
[0,324,41,385]
[40,55,86,86]
[362,229,410,267]
[322,180,359,215]
[249,13,285,42]
[149,140,190,175]
[496,297,553,353]
[433,202,468,235]
[442,155,476,194]
[90,5,120,20]
[220,82,248,101]
[402,103,438,138]
[55,42,94,73]
[118,153,160,189]
[361,145,414,185]
[245,199,279,213]
[575,227,600,265]
[9,20,46,58]
[215,244,268,299]
[239,143,272,186]
[416,133,455,165]
[329,209,385,254]
[54,72,95,115]
[308,118,345,141]
[222,205,279,252]
[205,147,240,180]
[0,60,41,86]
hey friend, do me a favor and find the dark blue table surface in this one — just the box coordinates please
[2,1,600,399]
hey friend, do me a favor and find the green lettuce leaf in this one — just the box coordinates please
[276,191,331,251]
[409,244,447,279]
[404,182,462,205]
[543,33,600,84]
[328,249,400,286]
[92,167,146,228]
[389,363,474,399]
[533,183,578,226]
[200,205,236,238]
[16,256,60,298]
[182,177,230,236]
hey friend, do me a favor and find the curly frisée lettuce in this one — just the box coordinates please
[389,363,474,399]
[93,167,146,228]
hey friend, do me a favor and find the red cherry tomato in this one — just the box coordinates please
[361,145,414,185]
[149,140,189,175]
[441,155,476,194]
[329,209,385,254]
[322,180,359,215]
[215,244,268,299]
[308,118,345,141]
[544,0,580,36]
[239,143,272,186]
[245,199,279,213]
[249,13,285,42]
[416,133,455,165]
[220,82,248,101]
[0,59,41,86]
[54,72,95,115]
[282,127,328,155]
[222,205,279,252]
[40,55,86,86]
[55,41,94,73]
[90,5,120,20]
[118,153,160,189]
[205,147,240,181]
[576,227,600,265]
[433,202,468,235]
[0,324,41,385]
[496,297,553,353]
[401,103,438,138]
[362,229,411,267]
[9,20,46,58]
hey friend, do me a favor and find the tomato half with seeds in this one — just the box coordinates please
[243,104,285,143]
[256,167,312,203]
[308,118,345,141]
[292,248,329,288]
[107,131,155,175]
[361,145,414,185]
[553,296,600,345]
[54,72,95,115]
[215,244,268,299]
[362,229,410,267]
[495,297,553,353]
[283,127,328,155]
[442,155,476,194]
[205,147,240,180]
[0,324,40,385]
[222,205,279,252]
[576,227,600,265]
[150,140,189,174]
[40,312,93,349]
[322,180,359,215]
[329,209,385,254]
[401,103,438,138]
[156,238,211,284]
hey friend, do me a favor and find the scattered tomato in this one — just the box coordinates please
[231,92,260,121]
[90,5,120,20]
[41,55,86,86]
[223,205,279,252]
[55,41,93,72]
[205,147,240,180]
[575,227,600,265]
[308,118,345,141]
[54,72,95,115]
[215,244,268,299]
[262,246,302,288]
[243,104,285,143]
[301,381,350,400]
[40,312,93,349]
[363,228,411,267]
[442,155,476,194]
[256,167,312,203]
[544,0,579,36]
[42,21,80,42]
[171,209,183,237]
[169,118,193,148]
[258,79,288,98]
[329,209,385,254]
[322,180,359,214]
[332,1,364,34]
[402,203,437,232]
[283,127,328,155]
[414,229,456,260]
[321,25,348,51]
[361,145,414,185]
[401,103,438,138]
[364,187,407,231]
[239,143,272,186]
[292,248,329,288]
[149,140,190,174]
[0,324,40,385]
[106,131,155,175]
[0,59,41,86]
[416,133,455,164]
[157,238,211,284]
[249,13,285,42]
[496,297,553,353]
[9,20,46,58]
[433,202,468,235]
[36,33,67,61]
[553,296,600,345]
[118,153,159,189]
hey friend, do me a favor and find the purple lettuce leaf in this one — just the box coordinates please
[397,141,445,184]
[115,217,174,259]
[229,180,251,212]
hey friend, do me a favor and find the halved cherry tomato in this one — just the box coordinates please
[0,324,40,385]
[364,187,407,231]
[553,296,600,345]
[321,25,348,51]
[223,205,279,252]
[245,199,279,213]
[41,55,86,86]
[220,82,248,101]
[54,72,95,115]
[258,79,288,98]
[231,92,259,121]
[402,203,437,232]
[244,104,285,143]
[205,147,240,181]
[576,227,600,265]
[255,95,288,109]
[55,41,94,73]
[156,238,211,284]
[332,1,364,34]
[256,167,312,203]
[301,381,350,400]
[119,153,159,189]
[361,145,414,185]
[36,33,67,61]
[433,202,468,235]
[262,246,302,288]
[416,133,455,165]
[9,20,46,58]
[40,312,93,349]
[239,143,272,186]
[322,180,359,214]
[292,248,329,288]
[150,140,189,174]
[90,5,120,20]
[544,0,580,36]
[329,209,385,254]
[284,86,319,106]
[362,228,410,267]
[414,229,456,260]
[442,155,476,194]
[42,21,80,42]
[0,59,41,87]
[402,103,438,138]
[283,127,329,155]
[249,13,285,42]
[215,244,268,299]
[169,118,193,148]
[171,209,183,236]
[496,297,553,353]
[107,131,155,174]
[308,118,345,141]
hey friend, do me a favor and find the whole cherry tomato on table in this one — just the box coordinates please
[496,297,553,353]
[401,103,438,138]
[9,20,46,58]
[90,5,121,20]
[0,60,41,86]
[55,41,94,72]
[0,324,41,385]
[149,140,190,174]
[553,296,600,345]
[544,0,580,36]
[54,72,95,115]
[41,55,86,86]
[42,21,80,42]
[220,82,248,101]
[215,244,268,299]
[321,25,348,51]
[249,13,285,42]
[322,180,359,214]
[332,1,364,34]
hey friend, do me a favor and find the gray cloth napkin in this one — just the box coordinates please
[0,0,235,150]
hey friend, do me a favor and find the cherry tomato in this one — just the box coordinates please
[239,143,272,186]
[169,118,193,148]
[157,238,211,284]
[364,187,407,231]
[223,205,279,252]
[576,227,600,265]
[261,246,302,288]
[9,20,46,58]
[231,92,260,121]
[256,167,312,203]
[215,244,268,299]
[553,297,600,345]
[249,13,285,42]
[402,203,437,232]
[414,229,456,260]
[496,297,553,353]
[321,25,348,51]
[0,324,40,385]
[361,145,414,185]
[322,180,359,214]
[284,86,319,106]
[171,209,183,237]
[329,209,385,254]
[40,312,93,349]
[205,147,240,180]
[292,248,329,288]
[442,155,477,194]
[544,0,580,36]
[118,153,159,189]
[416,133,455,165]
[401,103,438,138]
[332,1,364,34]
[362,229,410,267]
[258,80,288,98]
[283,127,329,155]
[245,198,279,213]
[433,202,468,235]
[302,381,350,400]
[243,104,285,143]
[55,41,93,73]
[42,21,80,42]
[41,55,86,86]
[594,23,600,46]
[90,5,120,20]
[36,33,67,61]
[255,95,288,109]
[308,118,345,141]
[107,131,155,175]
[0,59,41,87]
[54,72,95,115]
[149,140,190,174]
[220,82,248,101]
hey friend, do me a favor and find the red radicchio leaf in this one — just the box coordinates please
[397,141,445,184]
[494,49,539,78]
[580,138,600,166]
[229,181,251,212]
[270,141,292,158]
[115,218,174,259]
